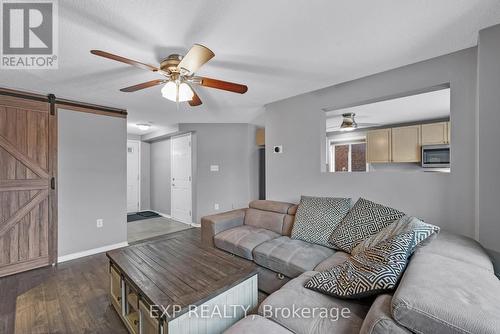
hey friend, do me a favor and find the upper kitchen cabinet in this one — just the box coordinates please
[367,128,392,163]
[391,125,421,162]
[447,121,451,144]
[421,122,449,145]
[324,86,451,172]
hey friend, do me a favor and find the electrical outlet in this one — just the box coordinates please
[96,219,103,228]
[214,203,219,210]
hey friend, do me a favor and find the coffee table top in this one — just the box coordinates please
[107,228,257,320]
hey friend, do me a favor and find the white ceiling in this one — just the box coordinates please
[1,0,499,135]
[326,88,451,132]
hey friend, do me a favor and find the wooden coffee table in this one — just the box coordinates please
[106,229,258,334]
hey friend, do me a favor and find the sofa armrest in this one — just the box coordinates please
[201,209,246,247]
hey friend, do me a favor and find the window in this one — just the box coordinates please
[329,141,367,172]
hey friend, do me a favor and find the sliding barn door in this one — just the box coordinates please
[0,94,56,277]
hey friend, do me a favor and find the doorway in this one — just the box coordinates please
[127,140,140,213]
[171,133,193,224]
[126,136,192,243]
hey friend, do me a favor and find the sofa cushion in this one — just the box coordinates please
[201,209,246,247]
[329,198,405,253]
[249,200,296,214]
[214,225,280,260]
[414,230,494,272]
[253,236,335,278]
[305,232,414,299]
[244,208,287,235]
[352,215,440,256]
[359,294,411,334]
[314,251,350,272]
[392,250,500,334]
[223,315,293,334]
[258,271,371,334]
[291,196,350,247]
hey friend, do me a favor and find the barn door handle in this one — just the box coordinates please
[50,177,56,190]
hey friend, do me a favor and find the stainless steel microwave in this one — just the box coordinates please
[422,144,450,168]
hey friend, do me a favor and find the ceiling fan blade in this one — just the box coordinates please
[177,44,215,74]
[90,50,158,72]
[120,79,165,92]
[189,88,203,107]
[197,77,248,94]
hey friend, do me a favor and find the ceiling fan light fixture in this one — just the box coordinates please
[339,112,357,131]
[161,81,194,102]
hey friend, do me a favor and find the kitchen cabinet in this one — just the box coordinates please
[367,128,392,163]
[421,122,449,145]
[447,121,451,144]
[391,125,421,162]
[256,128,265,146]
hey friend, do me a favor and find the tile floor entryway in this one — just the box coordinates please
[127,217,192,243]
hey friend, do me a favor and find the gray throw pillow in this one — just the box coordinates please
[291,196,350,248]
[329,198,405,253]
[352,215,440,256]
[305,232,414,299]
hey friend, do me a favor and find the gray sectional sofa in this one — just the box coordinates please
[201,200,500,334]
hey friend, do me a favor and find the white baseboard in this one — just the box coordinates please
[57,241,129,263]
[151,210,172,219]
[150,210,195,226]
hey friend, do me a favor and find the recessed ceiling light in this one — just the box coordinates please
[136,123,151,131]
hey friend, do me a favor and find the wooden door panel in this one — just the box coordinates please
[0,94,54,277]
[26,109,49,173]
[0,196,49,263]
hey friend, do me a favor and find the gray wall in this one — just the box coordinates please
[150,138,171,215]
[477,24,500,269]
[179,124,259,224]
[266,47,477,238]
[58,110,127,256]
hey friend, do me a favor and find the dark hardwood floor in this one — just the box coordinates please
[0,250,128,334]
[0,228,268,334]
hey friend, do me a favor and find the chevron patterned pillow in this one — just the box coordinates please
[329,198,405,253]
[352,215,440,256]
[291,196,351,248]
[305,232,414,299]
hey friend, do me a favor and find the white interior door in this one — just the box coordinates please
[171,133,192,224]
[127,140,140,213]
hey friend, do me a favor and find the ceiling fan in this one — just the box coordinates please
[327,112,379,132]
[90,44,248,107]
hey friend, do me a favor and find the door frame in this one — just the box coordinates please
[170,133,193,224]
[127,139,141,213]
